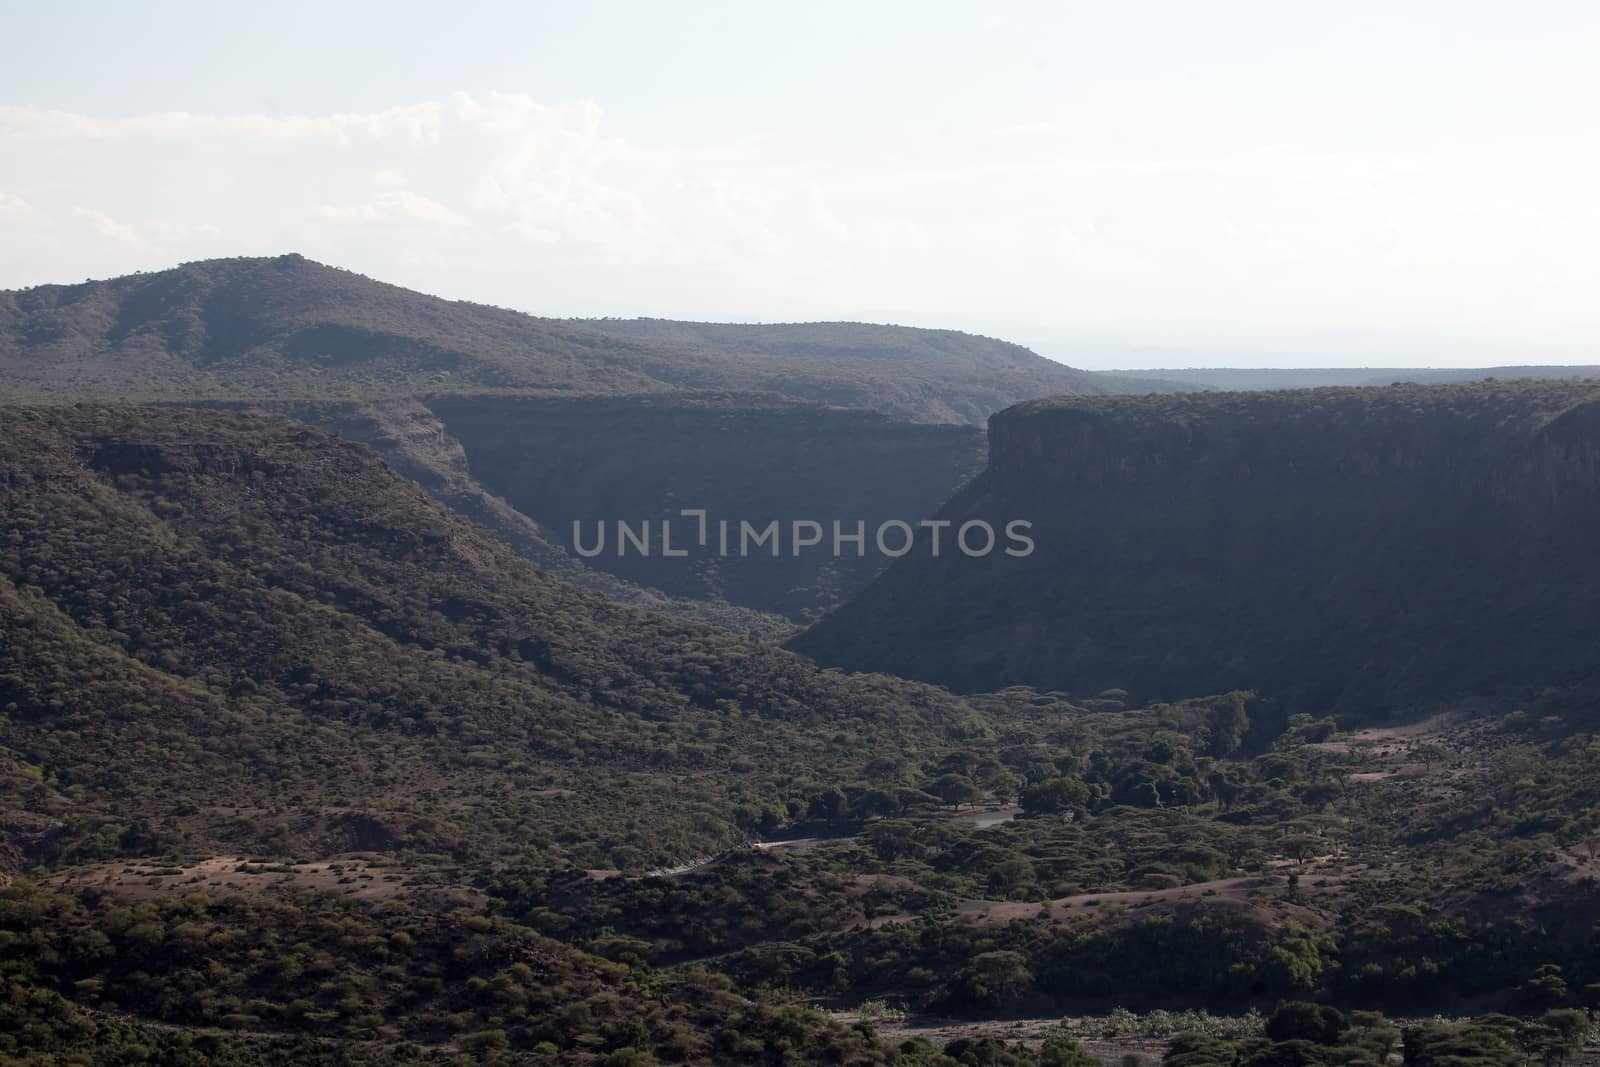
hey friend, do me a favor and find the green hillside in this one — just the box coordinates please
[0,405,992,873]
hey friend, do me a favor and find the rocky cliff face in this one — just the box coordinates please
[791,381,1600,716]
[428,394,987,621]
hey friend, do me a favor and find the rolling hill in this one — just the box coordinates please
[568,316,1186,424]
[0,254,1174,425]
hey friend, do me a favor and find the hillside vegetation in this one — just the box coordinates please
[0,405,992,874]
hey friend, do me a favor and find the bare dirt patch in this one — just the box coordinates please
[860,1014,1172,1065]
[44,854,483,905]
[958,872,1347,930]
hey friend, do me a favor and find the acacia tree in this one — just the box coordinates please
[1206,692,1251,756]
[932,773,981,810]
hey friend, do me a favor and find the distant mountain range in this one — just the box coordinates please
[1105,365,1600,392]
[567,316,1189,422]
[0,254,1183,424]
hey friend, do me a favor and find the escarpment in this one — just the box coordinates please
[791,380,1600,716]
[427,394,988,620]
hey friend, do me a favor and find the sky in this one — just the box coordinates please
[2,0,1598,369]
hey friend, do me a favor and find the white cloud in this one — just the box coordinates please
[72,207,145,247]
[993,120,1060,138]
[0,92,1596,348]
[0,190,45,226]
[0,102,445,147]
[321,189,471,229]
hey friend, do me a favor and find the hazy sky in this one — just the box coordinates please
[3,1,1597,368]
